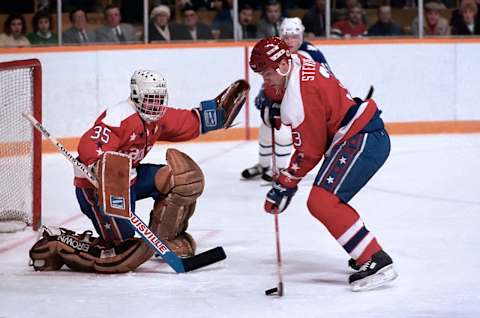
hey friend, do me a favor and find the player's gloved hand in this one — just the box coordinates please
[255,89,281,130]
[264,170,299,214]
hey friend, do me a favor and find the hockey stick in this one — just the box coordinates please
[22,112,226,273]
[265,127,284,297]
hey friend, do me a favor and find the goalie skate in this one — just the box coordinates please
[349,250,398,292]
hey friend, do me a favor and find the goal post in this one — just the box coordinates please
[0,59,42,232]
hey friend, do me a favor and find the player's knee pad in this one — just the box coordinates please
[29,226,153,273]
[307,186,342,225]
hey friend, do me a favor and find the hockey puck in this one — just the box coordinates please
[265,287,278,296]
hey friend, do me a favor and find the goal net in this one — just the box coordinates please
[0,59,42,233]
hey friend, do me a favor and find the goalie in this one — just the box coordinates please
[30,70,248,273]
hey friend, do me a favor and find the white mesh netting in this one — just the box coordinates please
[0,66,35,233]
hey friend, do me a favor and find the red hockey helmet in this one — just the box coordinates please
[249,37,292,74]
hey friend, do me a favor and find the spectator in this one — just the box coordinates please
[302,0,326,38]
[236,4,258,39]
[149,5,190,42]
[451,0,480,34]
[0,13,30,48]
[182,5,214,40]
[211,0,233,39]
[368,5,403,36]
[26,10,58,45]
[412,1,450,35]
[96,4,138,43]
[333,0,362,24]
[63,8,96,45]
[332,3,367,38]
[257,0,284,38]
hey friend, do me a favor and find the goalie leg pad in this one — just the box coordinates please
[165,148,205,206]
[150,200,197,257]
[30,227,153,273]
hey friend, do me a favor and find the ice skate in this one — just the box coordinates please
[241,164,267,180]
[349,250,398,292]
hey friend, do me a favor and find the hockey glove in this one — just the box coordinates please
[255,89,281,130]
[264,171,299,214]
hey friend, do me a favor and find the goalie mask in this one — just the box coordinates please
[130,70,168,122]
[249,37,292,76]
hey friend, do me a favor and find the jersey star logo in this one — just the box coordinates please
[339,156,347,165]
[326,176,334,184]
[96,148,104,156]
[104,223,111,230]
[291,163,300,172]
[129,132,136,141]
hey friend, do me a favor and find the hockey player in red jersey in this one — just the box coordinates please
[250,37,398,291]
[29,70,247,273]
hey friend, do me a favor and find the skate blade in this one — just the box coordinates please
[350,264,398,292]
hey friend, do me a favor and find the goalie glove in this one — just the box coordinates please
[255,89,281,130]
[197,79,250,134]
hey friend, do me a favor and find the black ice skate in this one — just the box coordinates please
[349,250,398,292]
[241,164,268,180]
[261,169,273,182]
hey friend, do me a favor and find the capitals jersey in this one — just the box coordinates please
[281,55,383,181]
[75,99,200,188]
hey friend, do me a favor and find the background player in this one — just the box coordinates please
[241,18,330,183]
[250,37,398,291]
[30,70,245,273]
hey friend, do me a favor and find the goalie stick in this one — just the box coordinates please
[22,112,226,273]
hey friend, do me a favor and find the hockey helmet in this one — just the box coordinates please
[280,17,305,40]
[249,37,292,76]
[130,70,168,122]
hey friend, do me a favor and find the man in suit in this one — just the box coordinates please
[63,8,96,44]
[182,5,213,40]
[149,4,190,42]
[95,4,138,43]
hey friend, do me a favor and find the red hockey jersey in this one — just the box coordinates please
[75,99,200,187]
[281,55,379,183]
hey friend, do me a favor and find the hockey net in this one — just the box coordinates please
[0,59,42,233]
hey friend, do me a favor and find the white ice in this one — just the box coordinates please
[1,134,480,318]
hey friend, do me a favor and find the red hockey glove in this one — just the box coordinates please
[264,170,300,214]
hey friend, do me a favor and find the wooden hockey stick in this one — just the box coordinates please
[22,112,226,273]
[265,127,284,297]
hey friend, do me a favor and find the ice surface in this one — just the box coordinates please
[1,134,480,318]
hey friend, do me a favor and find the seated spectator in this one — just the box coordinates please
[302,0,326,38]
[182,5,214,40]
[0,13,30,48]
[452,0,480,34]
[63,8,96,44]
[368,5,403,36]
[26,10,58,45]
[95,4,138,43]
[332,4,367,38]
[149,5,190,42]
[257,0,284,38]
[412,1,450,35]
[333,0,364,24]
[211,0,233,39]
[236,4,258,39]
[451,0,480,34]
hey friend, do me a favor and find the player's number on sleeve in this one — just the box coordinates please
[292,131,302,147]
[91,126,111,143]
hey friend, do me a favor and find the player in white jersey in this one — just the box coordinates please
[241,18,330,182]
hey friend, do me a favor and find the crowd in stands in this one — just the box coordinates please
[0,0,479,48]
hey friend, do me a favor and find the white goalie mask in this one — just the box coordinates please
[130,70,168,122]
[280,17,305,49]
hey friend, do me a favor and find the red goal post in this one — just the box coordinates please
[0,59,42,232]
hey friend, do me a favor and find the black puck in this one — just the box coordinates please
[265,287,278,295]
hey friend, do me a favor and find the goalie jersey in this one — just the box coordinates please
[74,99,200,188]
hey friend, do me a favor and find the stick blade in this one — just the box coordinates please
[181,246,226,272]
